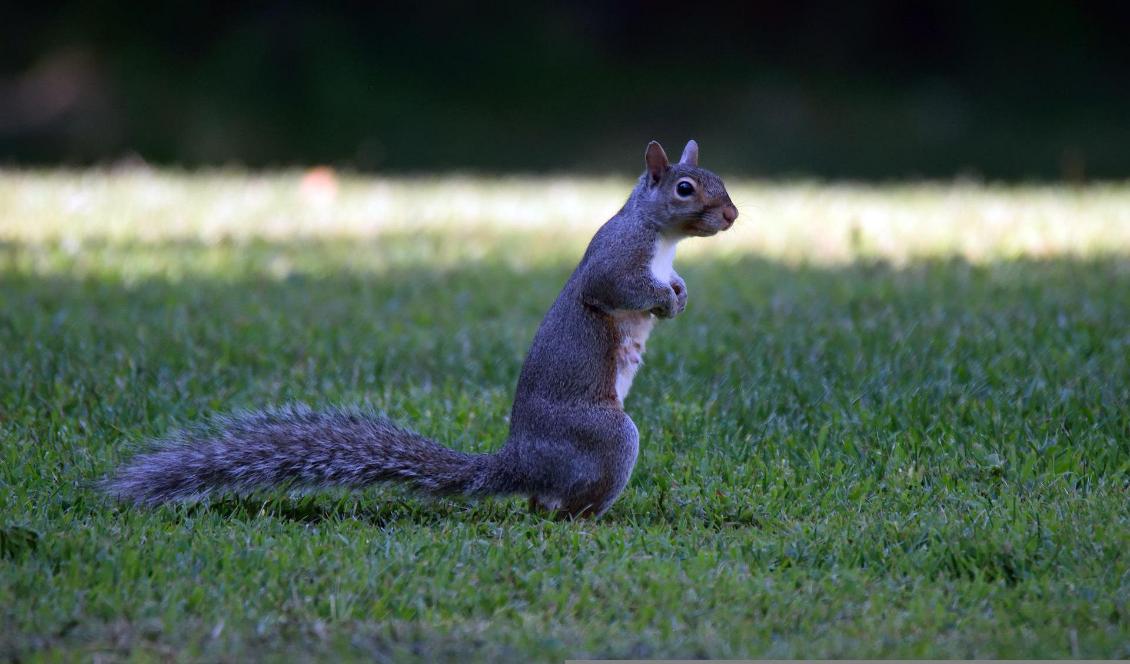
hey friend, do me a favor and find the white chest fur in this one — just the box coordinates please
[612,236,681,404]
[649,236,679,282]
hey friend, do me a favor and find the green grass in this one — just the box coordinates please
[1,171,1128,660]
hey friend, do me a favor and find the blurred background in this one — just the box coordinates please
[3,1,1129,179]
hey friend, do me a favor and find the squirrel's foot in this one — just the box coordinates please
[529,495,606,520]
[528,495,560,515]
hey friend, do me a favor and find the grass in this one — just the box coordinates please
[1,170,1128,660]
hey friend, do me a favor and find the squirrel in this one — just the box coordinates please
[106,139,738,519]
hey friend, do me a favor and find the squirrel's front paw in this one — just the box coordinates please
[670,276,688,315]
[649,286,680,319]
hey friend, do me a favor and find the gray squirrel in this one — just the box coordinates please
[106,139,738,518]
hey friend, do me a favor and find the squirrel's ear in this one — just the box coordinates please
[679,139,699,167]
[645,141,669,184]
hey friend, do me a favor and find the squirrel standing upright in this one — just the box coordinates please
[107,139,738,519]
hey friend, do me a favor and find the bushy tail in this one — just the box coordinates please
[105,404,515,506]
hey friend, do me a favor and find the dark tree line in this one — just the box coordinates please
[3,1,1129,178]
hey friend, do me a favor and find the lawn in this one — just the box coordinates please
[1,170,1128,660]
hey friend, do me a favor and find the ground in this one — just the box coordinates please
[1,171,1127,660]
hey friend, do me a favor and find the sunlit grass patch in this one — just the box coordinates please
[3,170,1130,265]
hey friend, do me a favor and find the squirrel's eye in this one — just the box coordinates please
[676,181,695,197]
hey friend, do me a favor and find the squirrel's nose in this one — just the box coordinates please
[722,205,738,225]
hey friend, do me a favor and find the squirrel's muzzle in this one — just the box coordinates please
[721,204,738,229]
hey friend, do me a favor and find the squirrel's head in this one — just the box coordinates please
[635,139,738,237]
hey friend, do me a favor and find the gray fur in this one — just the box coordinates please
[105,404,516,506]
[106,139,738,519]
